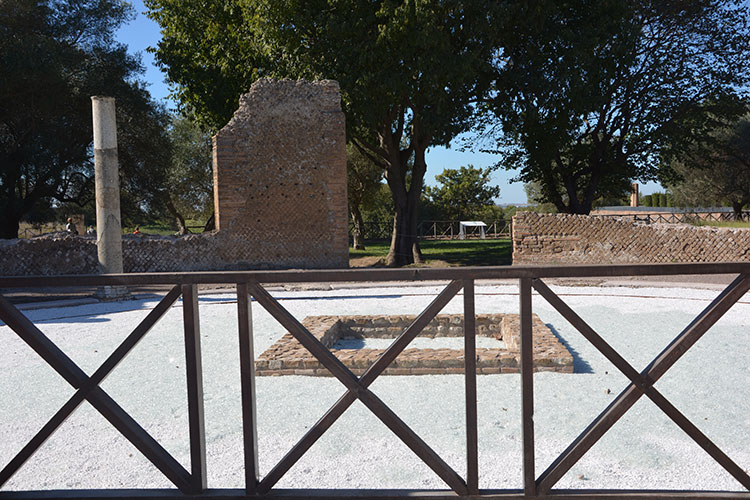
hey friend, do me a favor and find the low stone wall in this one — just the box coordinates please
[512,212,750,265]
[0,230,345,276]
[256,314,574,376]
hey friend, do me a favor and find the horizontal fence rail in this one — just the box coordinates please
[595,210,750,224]
[0,262,749,500]
[348,220,511,242]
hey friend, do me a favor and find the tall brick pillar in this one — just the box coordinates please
[212,79,349,269]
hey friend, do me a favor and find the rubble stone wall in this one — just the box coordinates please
[0,79,349,276]
[512,212,750,265]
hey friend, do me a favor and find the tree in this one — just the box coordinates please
[163,114,214,233]
[0,0,169,238]
[426,165,500,221]
[146,0,499,265]
[485,0,750,215]
[667,115,750,217]
[347,144,383,250]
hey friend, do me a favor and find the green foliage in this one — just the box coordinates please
[666,114,750,215]
[347,143,384,246]
[425,165,501,221]
[358,184,395,238]
[485,0,750,215]
[144,0,263,131]
[350,239,512,267]
[145,0,500,265]
[0,0,171,238]
[640,192,674,208]
[165,114,214,221]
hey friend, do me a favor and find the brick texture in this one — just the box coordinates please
[213,78,349,269]
[0,79,349,276]
[512,212,750,265]
[256,314,574,376]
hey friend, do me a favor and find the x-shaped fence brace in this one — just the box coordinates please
[0,285,207,494]
[527,273,750,495]
[0,279,482,496]
[244,279,476,495]
[1,274,749,497]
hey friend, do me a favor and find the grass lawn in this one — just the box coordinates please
[350,238,512,267]
[691,220,750,229]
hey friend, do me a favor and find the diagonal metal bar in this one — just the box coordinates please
[246,282,361,393]
[356,387,468,495]
[0,292,193,492]
[359,280,463,386]
[533,278,750,492]
[0,287,181,488]
[254,280,464,494]
[535,274,750,494]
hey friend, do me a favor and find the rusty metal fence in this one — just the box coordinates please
[1,262,749,499]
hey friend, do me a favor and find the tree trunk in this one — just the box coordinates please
[732,200,744,220]
[164,196,190,235]
[0,213,20,239]
[203,213,215,232]
[386,145,426,267]
[351,205,366,250]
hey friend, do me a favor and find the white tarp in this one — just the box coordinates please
[458,220,486,239]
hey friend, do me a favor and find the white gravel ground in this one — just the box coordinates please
[1,283,749,492]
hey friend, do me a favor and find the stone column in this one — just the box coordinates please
[630,182,639,207]
[92,96,128,299]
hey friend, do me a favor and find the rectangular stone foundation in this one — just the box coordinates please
[256,314,574,376]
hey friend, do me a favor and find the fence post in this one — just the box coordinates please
[181,284,207,493]
[237,282,259,493]
[520,278,536,496]
[463,279,479,495]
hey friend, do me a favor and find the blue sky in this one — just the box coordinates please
[116,0,662,205]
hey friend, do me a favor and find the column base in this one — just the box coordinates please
[95,285,131,301]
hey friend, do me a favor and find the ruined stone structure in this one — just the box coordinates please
[256,314,574,376]
[0,79,349,276]
[512,212,750,265]
[212,78,349,269]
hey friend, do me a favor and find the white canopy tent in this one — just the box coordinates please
[458,221,486,239]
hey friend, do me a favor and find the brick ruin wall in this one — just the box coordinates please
[0,79,349,276]
[212,78,348,268]
[512,212,750,265]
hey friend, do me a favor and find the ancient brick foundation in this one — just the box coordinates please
[256,314,574,376]
[0,79,349,276]
[512,212,750,265]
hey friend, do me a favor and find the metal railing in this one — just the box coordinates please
[349,220,511,241]
[1,262,749,499]
[595,211,750,224]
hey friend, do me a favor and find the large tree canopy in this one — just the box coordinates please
[0,0,171,238]
[485,0,750,215]
[426,165,500,221]
[667,113,750,217]
[146,0,499,265]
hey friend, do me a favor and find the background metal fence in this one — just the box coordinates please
[349,220,512,242]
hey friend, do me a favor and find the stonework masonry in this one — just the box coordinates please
[0,79,349,276]
[212,78,349,269]
[512,212,750,265]
[256,314,574,376]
